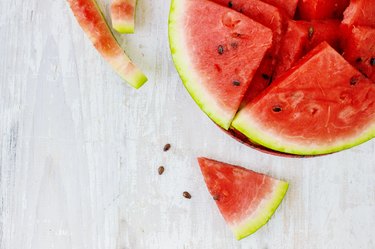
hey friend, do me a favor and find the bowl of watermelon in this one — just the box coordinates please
[168,0,375,157]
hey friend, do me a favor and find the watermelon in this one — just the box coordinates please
[261,0,298,18]
[110,0,136,34]
[274,20,341,78]
[233,42,375,155]
[342,25,375,82]
[67,0,147,88]
[342,0,375,28]
[198,157,289,240]
[210,0,288,105]
[297,0,350,20]
[169,0,273,129]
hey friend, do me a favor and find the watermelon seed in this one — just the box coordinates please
[272,106,282,112]
[308,26,314,40]
[356,57,362,63]
[232,80,241,86]
[163,143,171,151]
[311,108,318,115]
[218,45,224,55]
[213,195,220,201]
[230,42,238,49]
[228,1,233,7]
[370,57,375,66]
[183,191,191,199]
[262,74,270,80]
[350,76,359,86]
[158,166,165,175]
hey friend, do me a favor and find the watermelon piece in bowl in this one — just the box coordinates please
[110,0,137,34]
[198,157,289,240]
[274,20,341,78]
[168,0,273,129]
[297,0,349,20]
[233,42,375,155]
[66,0,147,88]
[342,0,375,28]
[342,25,375,82]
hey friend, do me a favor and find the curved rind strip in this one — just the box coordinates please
[111,0,136,34]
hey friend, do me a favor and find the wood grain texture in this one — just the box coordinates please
[0,0,374,248]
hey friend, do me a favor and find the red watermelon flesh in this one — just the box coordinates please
[343,0,375,28]
[233,42,375,155]
[169,0,273,129]
[274,20,341,78]
[297,0,350,20]
[261,0,298,18]
[209,0,288,105]
[198,157,288,240]
[342,25,375,82]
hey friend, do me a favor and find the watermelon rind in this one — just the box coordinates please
[233,180,289,240]
[168,0,234,129]
[113,22,135,34]
[67,0,147,89]
[232,110,375,155]
[111,0,136,34]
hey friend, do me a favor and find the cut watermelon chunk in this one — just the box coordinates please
[110,0,136,34]
[198,157,289,240]
[297,0,349,20]
[169,0,273,129]
[233,42,375,155]
[342,0,375,28]
[261,0,298,18]
[274,20,341,78]
[342,25,375,82]
[67,0,147,88]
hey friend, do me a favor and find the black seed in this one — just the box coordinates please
[355,57,362,63]
[232,80,241,86]
[262,73,270,80]
[218,45,224,55]
[163,143,171,151]
[272,106,282,112]
[239,8,243,13]
[183,192,191,199]
[230,42,238,48]
[370,57,375,66]
[308,26,314,40]
[350,76,359,85]
[213,195,220,201]
[228,1,233,7]
[158,166,165,175]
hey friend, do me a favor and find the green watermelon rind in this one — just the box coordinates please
[232,114,375,155]
[168,0,233,129]
[233,180,289,240]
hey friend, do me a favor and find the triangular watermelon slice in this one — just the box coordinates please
[233,42,375,155]
[198,157,289,240]
[169,0,273,129]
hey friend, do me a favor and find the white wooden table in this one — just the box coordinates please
[1,0,374,248]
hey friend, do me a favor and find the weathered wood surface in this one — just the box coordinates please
[0,0,374,248]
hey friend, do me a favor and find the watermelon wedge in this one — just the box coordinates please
[169,0,273,129]
[297,0,349,20]
[342,25,375,82]
[342,0,375,28]
[198,157,289,240]
[110,0,136,34]
[67,0,147,88]
[274,20,341,78]
[233,42,375,155]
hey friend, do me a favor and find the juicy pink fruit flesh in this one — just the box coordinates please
[233,42,375,155]
[342,25,375,82]
[297,0,350,20]
[342,0,375,28]
[261,0,298,18]
[111,0,136,34]
[67,0,147,88]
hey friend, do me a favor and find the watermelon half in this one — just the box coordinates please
[233,42,375,155]
[67,0,147,88]
[198,157,289,240]
[168,0,273,129]
[110,0,136,34]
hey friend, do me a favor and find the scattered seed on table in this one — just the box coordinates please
[163,144,171,151]
[158,166,165,175]
[183,191,191,199]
